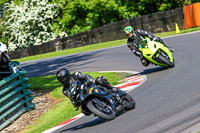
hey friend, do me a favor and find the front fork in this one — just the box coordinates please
[91,96,117,112]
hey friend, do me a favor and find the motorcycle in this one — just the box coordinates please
[0,42,11,63]
[71,78,135,120]
[138,37,175,68]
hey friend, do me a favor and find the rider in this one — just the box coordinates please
[124,26,174,66]
[56,68,120,110]
[0,42,11,63]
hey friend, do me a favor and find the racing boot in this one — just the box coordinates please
[82,109,91,116]
[140,55,150,67]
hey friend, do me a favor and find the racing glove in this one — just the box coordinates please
[152,36,160,41]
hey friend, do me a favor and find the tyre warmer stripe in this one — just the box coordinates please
[42,73,146,133]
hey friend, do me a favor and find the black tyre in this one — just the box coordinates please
[157,54,175,68]
[86,99,116,120]
[123,94,136,110]
[1,52,11,62]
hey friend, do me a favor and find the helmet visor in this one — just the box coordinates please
[127,32,133,38]
[59,76,71,85]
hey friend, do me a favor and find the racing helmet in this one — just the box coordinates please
[124,26,134,38]
[56,68,71,85]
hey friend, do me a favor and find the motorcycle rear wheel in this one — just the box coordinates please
[157,54,175,68]
[86,99,116,120]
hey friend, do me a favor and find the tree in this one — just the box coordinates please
[0,0,189,50]
[2,0,67,51]
[55,0,138,35]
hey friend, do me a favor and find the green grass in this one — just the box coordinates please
[21,72,131,133]
[14,26,200,63]
[21,100,81,133]
[155,26,200,37]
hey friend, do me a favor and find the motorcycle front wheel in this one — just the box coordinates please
[86,98,116,120]
[157,54,175,68]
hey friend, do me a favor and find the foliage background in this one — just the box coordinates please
[0,0,199,50]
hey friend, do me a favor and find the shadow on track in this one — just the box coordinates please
[138,66,169,75]
[60,110,130,132]
[60,117,105,132]
[21,50,104,77]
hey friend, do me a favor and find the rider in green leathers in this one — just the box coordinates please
[124,26,174,66]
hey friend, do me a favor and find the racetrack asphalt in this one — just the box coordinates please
[21,31,200,133]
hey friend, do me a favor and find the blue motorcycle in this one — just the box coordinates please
[71,79,135,120]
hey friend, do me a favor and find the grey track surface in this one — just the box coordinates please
[21,31,200,133]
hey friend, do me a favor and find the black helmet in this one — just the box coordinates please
[56,68,71,85]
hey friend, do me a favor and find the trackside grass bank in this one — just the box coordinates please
[20,72,131,133]
[14,27,200,63]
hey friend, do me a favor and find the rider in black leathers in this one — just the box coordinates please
[124,26,174,66]
[56,68,119,113]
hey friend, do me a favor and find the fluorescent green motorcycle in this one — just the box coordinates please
[139,37,175,68]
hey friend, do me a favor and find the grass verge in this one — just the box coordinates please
[14,27,200,63]
[155,26,200,37]
[20,72,131,133]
